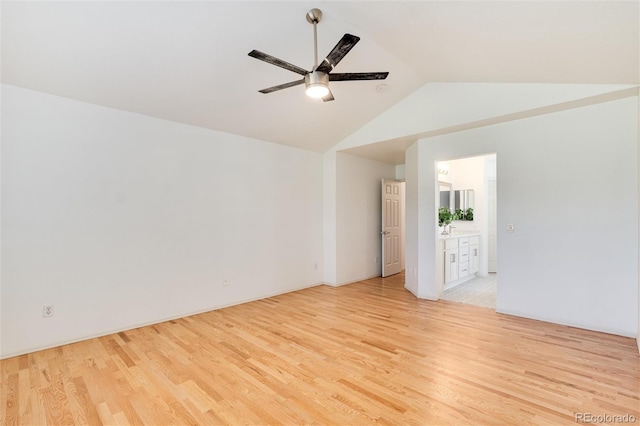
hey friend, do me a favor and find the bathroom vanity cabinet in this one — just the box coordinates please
[442,234,480,289]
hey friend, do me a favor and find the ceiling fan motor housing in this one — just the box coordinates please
[305,71,328,88]
[304,71,329,97]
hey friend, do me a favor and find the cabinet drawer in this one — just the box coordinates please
[458,237,469,248]
[459,247,469,261]
[459,262,469,277]
[445,239,458,250]
[470,236,479,245]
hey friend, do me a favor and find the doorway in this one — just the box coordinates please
[437,154,497,308]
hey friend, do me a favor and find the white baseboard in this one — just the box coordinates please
[324,274,381,287]
[1,281,323,360]
[496,306,637,339]
[404,284,439,301]
[404,284,418,297]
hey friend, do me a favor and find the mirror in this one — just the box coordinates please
[438,182,452,211]
[454,189,474,220]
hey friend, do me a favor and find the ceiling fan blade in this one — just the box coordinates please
[258,79,304,94]
[322,89,335,102]
[315,34,360,74]
[248,50,309,76]
[329,72,389,81]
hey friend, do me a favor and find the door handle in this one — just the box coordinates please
[381,231,389,235]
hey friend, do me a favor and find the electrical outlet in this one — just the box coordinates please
[375,256,379,263]
[223,280,229,286]
[43,305,54,317]
[314,263,318,271]
[507,222,516,233]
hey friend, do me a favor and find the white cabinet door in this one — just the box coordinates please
[469,236,480,275]
[445,248,459,283]
[470,244,479,274]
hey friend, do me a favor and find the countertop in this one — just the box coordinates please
[438,231,480,240]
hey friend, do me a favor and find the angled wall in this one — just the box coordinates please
[335,83,638,151]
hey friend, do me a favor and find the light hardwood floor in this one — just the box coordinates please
[2,272,639,425]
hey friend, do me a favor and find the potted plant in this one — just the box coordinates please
[438,207,453,235]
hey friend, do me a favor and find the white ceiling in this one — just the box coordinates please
[2,1,638,154]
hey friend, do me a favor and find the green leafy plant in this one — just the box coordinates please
[438,207,453,227]
[464,207,474,221]
[453,209,464,221]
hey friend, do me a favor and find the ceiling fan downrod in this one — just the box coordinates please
[306,8,323,70]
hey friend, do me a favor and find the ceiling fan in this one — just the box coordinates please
[248,8,389,102]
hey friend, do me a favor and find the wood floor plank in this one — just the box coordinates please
[2,272,639,425]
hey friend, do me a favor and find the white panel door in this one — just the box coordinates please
[381,179,403,277]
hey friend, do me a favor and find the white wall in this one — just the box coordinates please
[407,96,639,337]
[323,151,338,285]
[404,143,420,297]
[335,152,396,285]
[1,84,324,358]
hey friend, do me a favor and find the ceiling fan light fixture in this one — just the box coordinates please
[306,83,329,98]
[304,71,329,98]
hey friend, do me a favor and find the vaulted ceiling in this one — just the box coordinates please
[2,1,638,153]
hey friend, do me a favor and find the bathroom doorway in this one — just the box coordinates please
[438,154,497,309]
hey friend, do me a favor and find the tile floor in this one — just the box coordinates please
[440,273,497,309]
